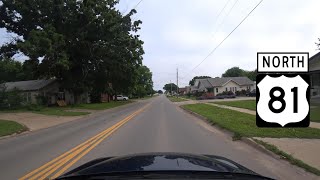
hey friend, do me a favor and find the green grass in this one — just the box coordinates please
[0,120,28,137]
[73,101,132,110]
[167,96,188,102]
[311,106,320,123]
[254,139,320,176]
[182,104,320,139]
[212,100,256,111]
[181,96,196,100]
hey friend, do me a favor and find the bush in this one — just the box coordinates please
[25,103,43,111]
[235,90,247,96]
[36,95,48,106]
[0,86,23,109]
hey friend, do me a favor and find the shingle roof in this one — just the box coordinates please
[1,79,56,91]
[309,52,320,63]
[198,79,212,88]
[207,77,254,87]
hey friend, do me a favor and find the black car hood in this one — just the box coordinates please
[60,152,261,178]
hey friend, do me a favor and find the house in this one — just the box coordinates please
[1,79,90,105]
[178,87,187,95]
[310,52,320,98]
[185,86,191,94]
[192,77,255,96]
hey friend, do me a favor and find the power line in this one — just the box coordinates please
[211,0,233,31]
[133,0,143,10]
[211,0,239,39]
[184,0,264,78]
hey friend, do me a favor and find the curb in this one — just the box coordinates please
[179,105,281,159]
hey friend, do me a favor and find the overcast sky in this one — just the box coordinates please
[1,0,319,90]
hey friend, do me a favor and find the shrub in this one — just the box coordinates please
[0,86,23,109]
[36,95,48,106]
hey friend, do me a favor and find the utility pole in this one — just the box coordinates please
[176,68,179,95]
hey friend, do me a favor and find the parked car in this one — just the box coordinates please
[116,95,129,101]
[246,89,256,97]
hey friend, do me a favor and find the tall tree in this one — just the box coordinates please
[131,65,154,98]
[189,76,211,86]
[163,83,178,93]
[0,58,25,83]
[222,67,256,81]
[0,0,145,103]
[222,67,245,77]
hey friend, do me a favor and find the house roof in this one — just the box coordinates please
[309,51,320,63]
[198,79,212,88]
[206,77,254,87]
[1,79,56,91]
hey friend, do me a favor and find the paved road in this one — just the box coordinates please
[0,95,317,179]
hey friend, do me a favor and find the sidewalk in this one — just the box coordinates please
[206,103,320,129]
[205,102,320,173]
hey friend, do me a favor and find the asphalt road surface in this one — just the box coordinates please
[0,95,317,179]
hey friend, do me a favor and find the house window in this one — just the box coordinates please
[235,87,237,92]
[225,87,227,92]
[216,88,218,93]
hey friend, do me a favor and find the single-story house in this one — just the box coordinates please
[178,87,187,95]
[0,79,90,105]
[310,52,320,98]
[192,77,255,96]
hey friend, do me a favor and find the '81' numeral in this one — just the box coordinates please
[268,87,298,113]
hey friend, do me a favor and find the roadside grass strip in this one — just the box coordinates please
[182,104,320,139]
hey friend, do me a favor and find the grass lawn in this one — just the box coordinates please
[310,105,320,123]
[167,96,188,102]
[181,96,196,100]
[182,104,320,139]
[73,101,132,110]
[0,120,28,137]
[212,100,256,111]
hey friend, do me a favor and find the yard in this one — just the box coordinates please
[181,95,197,100]
[212,100,256,110]
[212,100,320,122]
[182,104,320,139]
[0,101,132,116]
[167,96,188,102]
[0,120,28,137]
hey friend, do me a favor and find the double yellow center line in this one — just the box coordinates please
[19,104,150,180]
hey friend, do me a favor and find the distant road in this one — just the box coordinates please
[0,95,316,179]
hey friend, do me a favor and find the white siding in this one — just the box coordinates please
[215,80,254,94]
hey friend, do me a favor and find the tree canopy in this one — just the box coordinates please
[163,83,178,93]
[0,0,152,102]
[222,67,256,81]
[189,76,211,86]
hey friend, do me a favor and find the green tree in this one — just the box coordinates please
[222,67,256,81]
[131,65,153,98]
[163,83,178,93]
[0,0,145,104]
[0,58,26,83]
[222,67,245,77]
[157,90,163,94]
[189,76,211,86]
